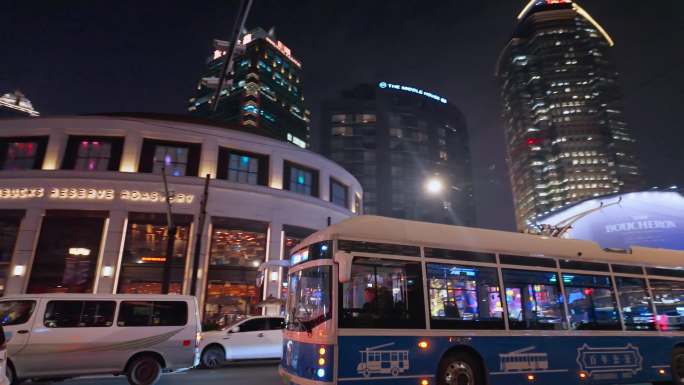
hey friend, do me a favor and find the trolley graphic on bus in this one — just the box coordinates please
[356,343,410,377]
[499,346,549,372]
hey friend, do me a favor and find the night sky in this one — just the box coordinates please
[2,1,683,231]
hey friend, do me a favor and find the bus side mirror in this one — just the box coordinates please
[335,251,353,283]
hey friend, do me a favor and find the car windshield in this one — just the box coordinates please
[285,265,331,332]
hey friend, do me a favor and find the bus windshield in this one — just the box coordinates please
[285,265,332,332]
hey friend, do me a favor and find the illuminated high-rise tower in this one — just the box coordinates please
[189,27,310,148]
[497,0,642,230]
[0,90,39,118]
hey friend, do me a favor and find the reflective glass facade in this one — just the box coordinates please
[498,1,642,229]
[321,84,475,226]
[188,28,310,147]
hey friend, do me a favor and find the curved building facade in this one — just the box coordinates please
[497,0,642,230]
[0,115,361,325]
[534,190,684,251]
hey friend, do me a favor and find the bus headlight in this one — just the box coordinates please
[317,368,325,378]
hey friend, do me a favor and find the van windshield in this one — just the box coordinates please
[0,300,36,326]
[286,265,331,332]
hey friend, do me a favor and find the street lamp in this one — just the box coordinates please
[424,176,445,195]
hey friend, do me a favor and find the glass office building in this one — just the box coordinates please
[188,28,310,148]
[497,0,642,229]
[320,82,475,226]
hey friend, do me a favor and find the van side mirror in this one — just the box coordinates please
[230,326,240,333]
[335,251,353,283]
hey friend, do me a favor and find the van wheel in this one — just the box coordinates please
[672,347,684,384]
[201,345,226,369]
[437,352,484,385]
[7,363,19,385]
[126,355,162,385]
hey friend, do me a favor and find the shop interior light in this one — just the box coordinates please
[12,265,26,277]
[102,266,114,277]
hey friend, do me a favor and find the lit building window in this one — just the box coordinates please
[330,179,349,208]
[139,139,200,177]
[331,114,351,124]
[62,136,123,171]
[356,114,376,123]
[117,213,192,295]
[0,137,47,170]
[284,161,318,197]
[27,211,107,294]
[0,211,22,296]
[217,148,268,186]
[203,218,268,329]
[332,126,353,136]
[389,128,403,138]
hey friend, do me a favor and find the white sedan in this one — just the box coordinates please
[199,316,284,368]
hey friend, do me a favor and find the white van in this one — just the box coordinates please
[0,294,201,385]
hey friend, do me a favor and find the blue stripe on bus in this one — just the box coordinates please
[337,335,679,385]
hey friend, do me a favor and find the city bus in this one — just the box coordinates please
[279,215,684,385]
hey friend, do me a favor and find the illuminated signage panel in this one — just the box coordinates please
[0,186,195,204]
[378,81,447,104]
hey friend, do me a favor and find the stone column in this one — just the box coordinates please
[119,132,142,172]
[262,221,283,315]
[5,208,43,294]
[95,210,127,294]
[42,129,67,170]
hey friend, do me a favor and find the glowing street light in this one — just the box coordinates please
[424,176,445,195]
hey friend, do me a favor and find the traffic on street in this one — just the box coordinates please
[61,362,280,385]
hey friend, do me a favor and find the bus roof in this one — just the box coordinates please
[298,215,684,270]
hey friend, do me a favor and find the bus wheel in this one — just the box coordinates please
[437,352,483,385]
[126,355,162,385]
[391,367,399,376]
[673,347,684,384]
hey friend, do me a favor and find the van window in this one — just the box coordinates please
[0,300,36,326]
[44,301,115,328]
[563,273,620,330]
[117,301,188,327]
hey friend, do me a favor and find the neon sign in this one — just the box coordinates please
[378,82,447,104]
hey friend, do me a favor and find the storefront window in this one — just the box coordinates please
[117,214,191,295]
[0,211,22,296]
[203,218,267,330]
[27,211,106,293]
[330,179,348,208]
[153,145,189,176]
[138,139,200,177]
[61,136,123,171]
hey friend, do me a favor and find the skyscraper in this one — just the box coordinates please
[189,28,310,148]
[0,90,39,118]
[320,82,475,226]
[497,0,642,230]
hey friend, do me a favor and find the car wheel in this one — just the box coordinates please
[672,347,684,384]
[437,351,484,385]
[126,355,162,385]
[201,346,226,369]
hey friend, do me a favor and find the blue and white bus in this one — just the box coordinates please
[279,215,684,385]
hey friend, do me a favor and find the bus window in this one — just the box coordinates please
[649,279,684,331]
[427,263,504,329]
[502,270,566,330]
[614,277,655,331]
[563,274,620,330]
[340,258,424,329]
